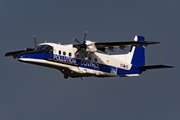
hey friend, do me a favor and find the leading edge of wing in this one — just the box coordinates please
[94,41,161,48]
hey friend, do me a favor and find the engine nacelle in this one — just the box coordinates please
[85,40,97,52]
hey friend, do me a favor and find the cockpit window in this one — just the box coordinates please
[35,45,53,53]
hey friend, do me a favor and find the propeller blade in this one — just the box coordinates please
[83,31,88,43]
[33,35,37,48]
[73,37,81,44]
[75,47,81,54]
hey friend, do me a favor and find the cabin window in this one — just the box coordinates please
[59,50,61,55]
[94,58,98,62]
[63,51,66,55]
[69,52,72,57]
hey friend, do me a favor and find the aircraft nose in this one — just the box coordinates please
[18,53,32,62]
[18,52,48,61]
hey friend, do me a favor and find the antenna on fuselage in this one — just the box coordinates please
[33,35,37,47]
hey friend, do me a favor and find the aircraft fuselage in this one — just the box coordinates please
[18,42,141,78]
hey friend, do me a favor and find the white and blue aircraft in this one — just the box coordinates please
[5,32,173,79]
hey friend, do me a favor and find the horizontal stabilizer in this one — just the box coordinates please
[139,65,174,71]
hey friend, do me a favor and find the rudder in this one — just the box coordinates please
[129,35,145,66]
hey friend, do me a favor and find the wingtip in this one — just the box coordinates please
[4,53,8,56]
[4,52,11,57]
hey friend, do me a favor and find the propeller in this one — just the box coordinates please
[73,31,88,53]
[33,35,37,47]
[26,35,37,50]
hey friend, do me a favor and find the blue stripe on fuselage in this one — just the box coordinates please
[18,53,142,75]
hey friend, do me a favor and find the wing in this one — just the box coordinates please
[5,48,34,58]
[95,41,161,52]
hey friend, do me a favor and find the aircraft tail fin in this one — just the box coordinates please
[139,65,174,71]
[126,35,145,66]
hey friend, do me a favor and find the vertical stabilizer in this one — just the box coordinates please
[127,35,145,66]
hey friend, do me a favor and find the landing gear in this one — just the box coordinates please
[64,75,68,79]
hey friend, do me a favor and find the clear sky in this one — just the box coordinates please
[1,0,180,120]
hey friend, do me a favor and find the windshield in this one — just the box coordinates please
[35,45,53,53]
